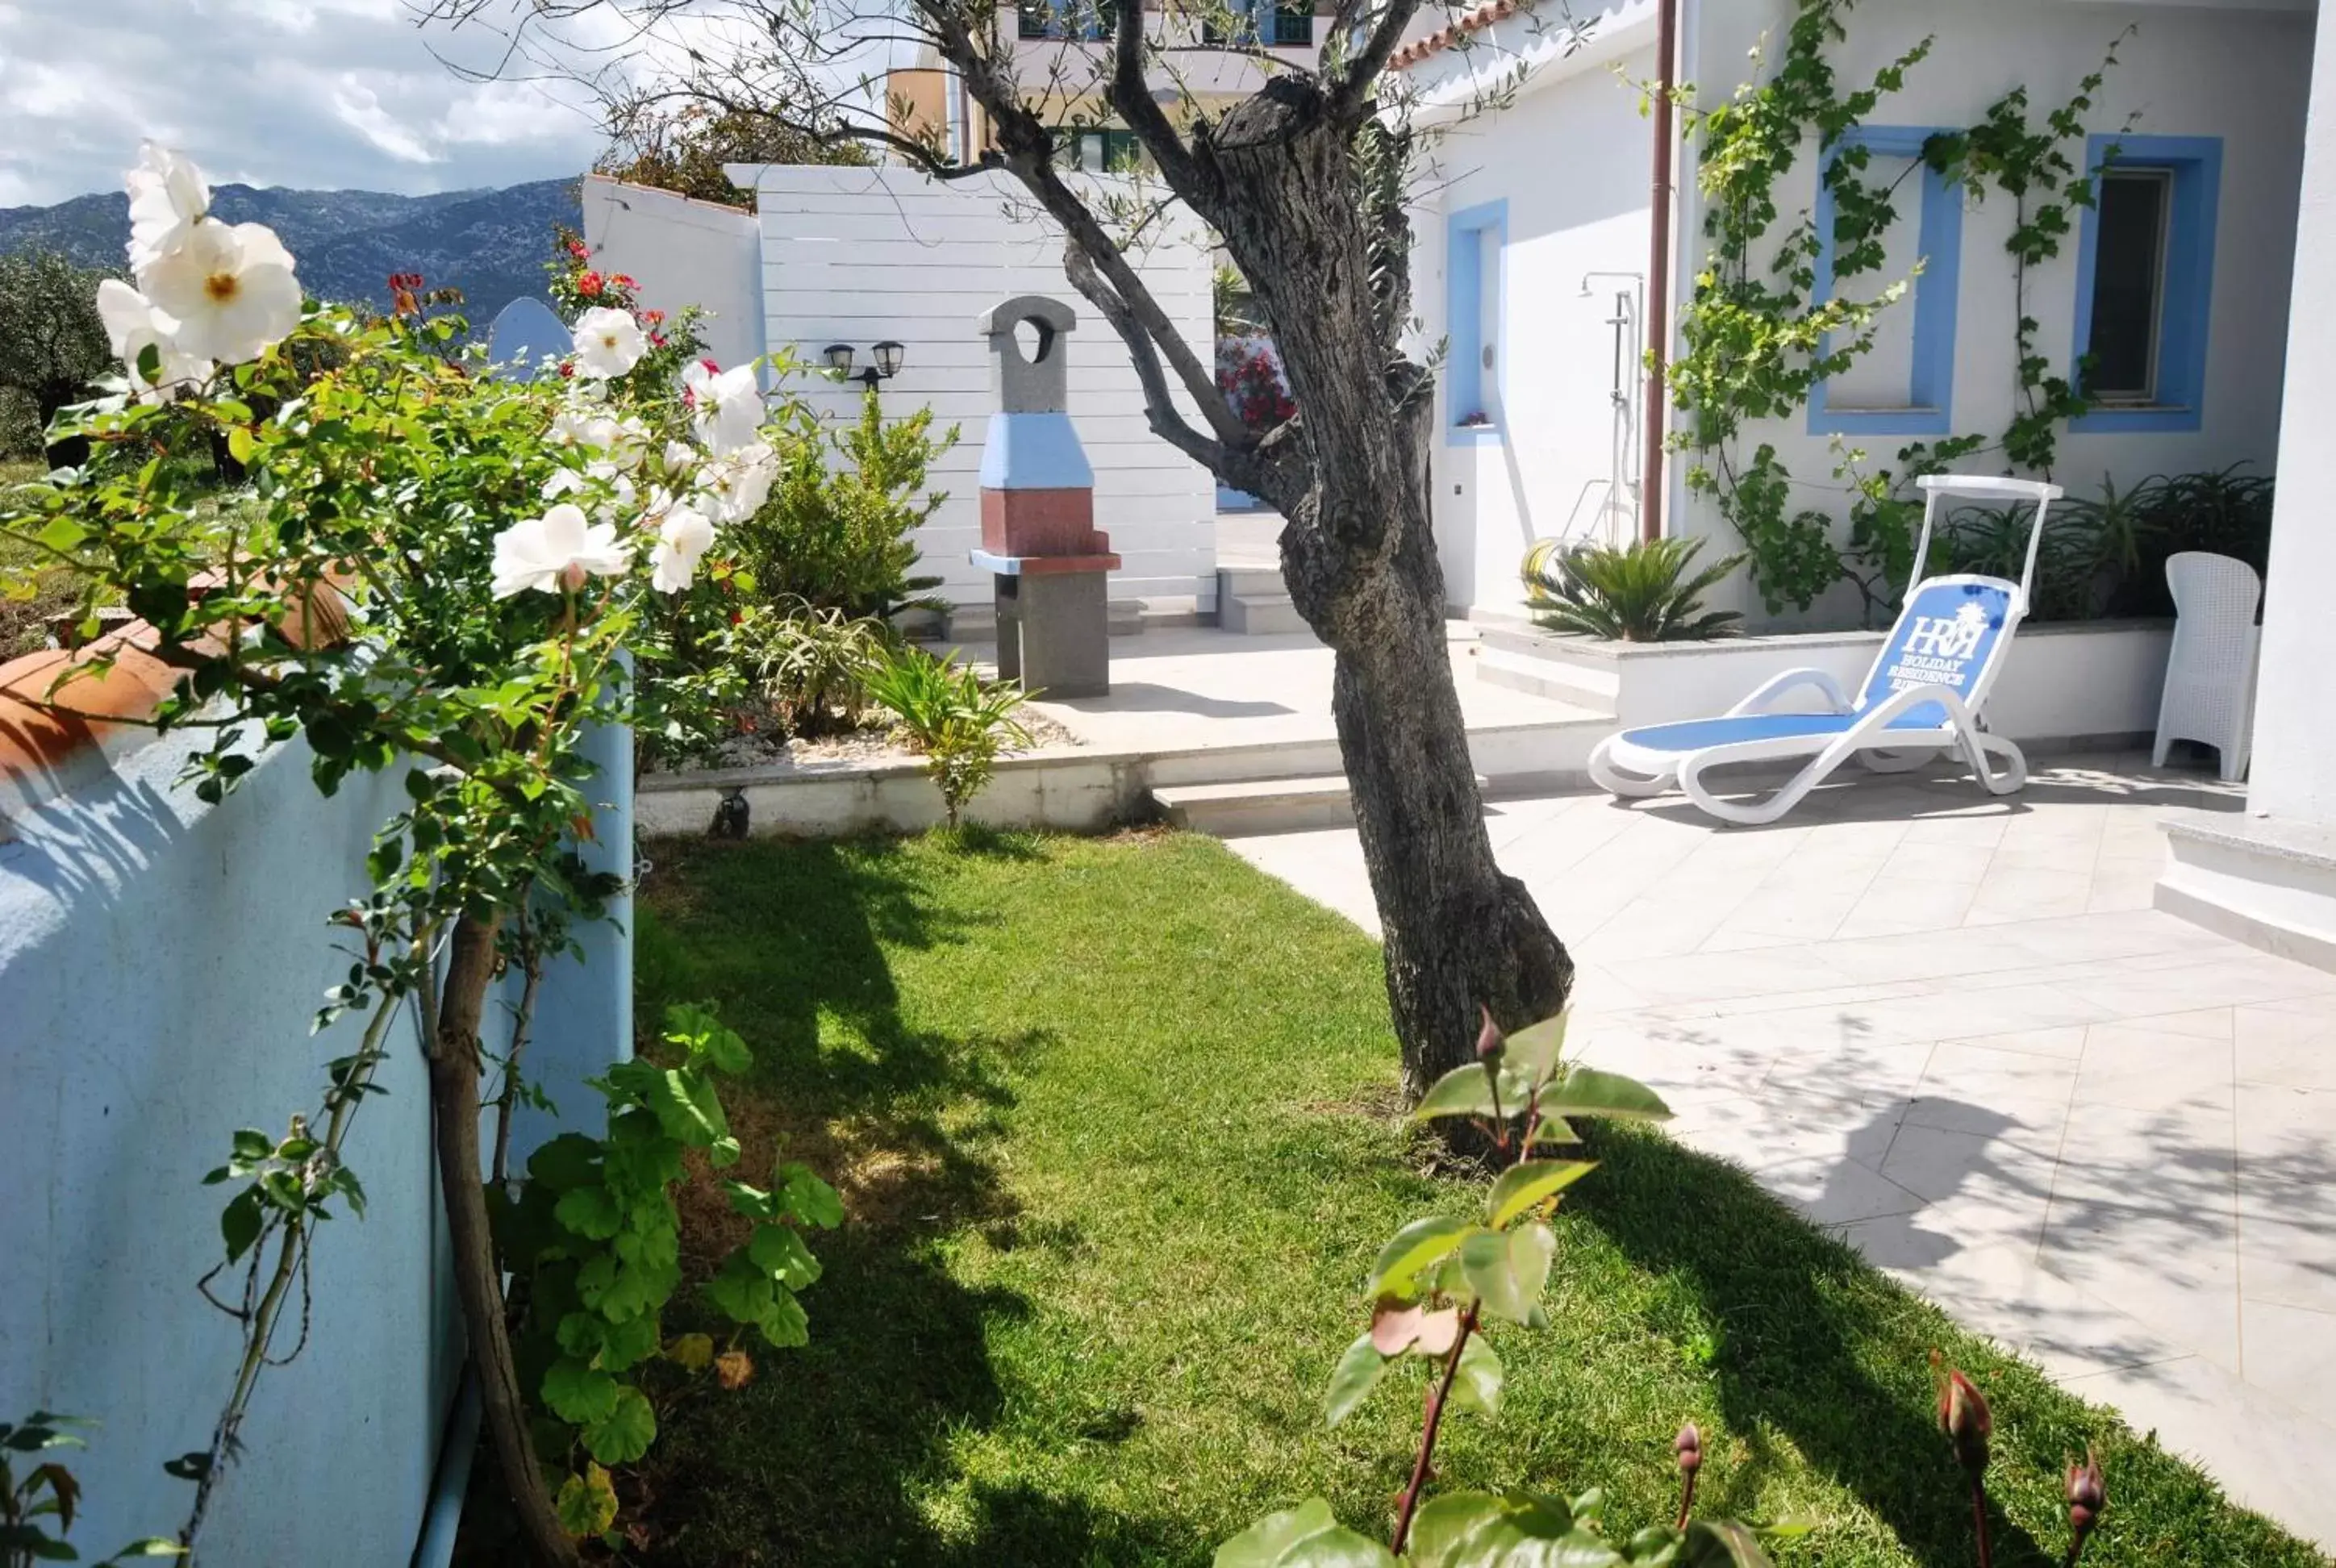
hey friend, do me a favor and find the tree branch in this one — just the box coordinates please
[1329,0,1424,117]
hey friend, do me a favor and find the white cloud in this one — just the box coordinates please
[0,0,604,204]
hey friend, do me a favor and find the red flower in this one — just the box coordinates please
[640,308,665,326]
[651,332,669,348]
[611,273,636,289]
[700,357,721,373]
[568,240,590,260]
[559,362,576,380]
[576,270,603,298]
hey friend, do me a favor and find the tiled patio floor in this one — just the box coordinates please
[1229,755,2336,1549]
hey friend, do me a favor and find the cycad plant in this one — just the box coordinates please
[1522,536,1746,641]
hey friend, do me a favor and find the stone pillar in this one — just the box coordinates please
[2157,2,2336,970]
[970,295,1119,698]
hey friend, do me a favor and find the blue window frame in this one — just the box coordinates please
[1809,125,1965,437]
[1445,199,1506,447]
[1202,0,1313,45]
[2071,134,2223,434]
[1020,0,1114,39]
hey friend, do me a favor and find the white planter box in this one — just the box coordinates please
[1477,619,2174,746]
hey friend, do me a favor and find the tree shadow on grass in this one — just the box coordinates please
[1568,1122,2054,1567]
[623,836,1199,1566]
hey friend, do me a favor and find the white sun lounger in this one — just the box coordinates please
[1586,475,2063,825]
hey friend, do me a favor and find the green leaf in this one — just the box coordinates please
[748,1223,821,1289]
[1536,1066,1674,1124]
[778,1163,843,1228]
[540,1357,619,1426]
[230,1128,272,1162]
[1409,1062,1529,1124]
[597,1310,661,1373]
[1681,1520,1777,1568]
[756,1287,810,1349]
[705,1251,775,1328]
[107,1541,188,1559]
[581,1385,655,1466]
[226,427,256,465]
[1462,1223,1555,1324]
[553,1462,619,1539]
[1503,1012,1571,1086]
[1322,1334,1387,1428]
[1487,1161,1599,1228]
[1445,1337,1503,1419]
[526,1133,602,1191]
[219,1190,264,1264]
[1406,1491,1618,1568]
[1213,1499,1397,1568]
[553,1184,623,1241]
[1364,1215,1473,1299]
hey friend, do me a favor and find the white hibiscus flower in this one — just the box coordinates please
[490,503,631,598]
[94,278,211,401]
[571,307,648,380]
[137,219,302,365]
[125,141,211,271]
[682,360,764,454]
[649,503,717,594]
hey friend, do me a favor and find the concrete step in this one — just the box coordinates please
[1219,563,1287,599]
[1223,593,1309,636]
[1152,774,1354,836]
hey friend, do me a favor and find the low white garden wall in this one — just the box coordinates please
[1477,619,2174,745]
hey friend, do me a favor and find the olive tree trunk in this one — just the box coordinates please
[1200,83,1576,1092]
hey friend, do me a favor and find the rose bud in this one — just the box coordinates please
[1938,1367,1992,1479]
[1475,1005,1505,1065]
[1674,1421,1703,1476]
[2066,1445,2104,1537]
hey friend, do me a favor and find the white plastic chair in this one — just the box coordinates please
[1587,476,2061,824]
[2153,552,2260,782]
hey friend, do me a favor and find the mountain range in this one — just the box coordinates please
[0,178,584,328]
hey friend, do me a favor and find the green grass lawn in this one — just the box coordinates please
[630,829,2321,1568]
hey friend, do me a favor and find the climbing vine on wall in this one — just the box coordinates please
[1656,0,2132,621]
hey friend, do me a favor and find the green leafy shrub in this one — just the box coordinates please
[1522,536,1745,642]
[2,1413,183,1566]
[863,647,1033,828]
[497,1003,840,1547]
[731,597,889,736]
[727,387,957,622]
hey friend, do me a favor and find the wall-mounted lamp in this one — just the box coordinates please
[823,340,907,390]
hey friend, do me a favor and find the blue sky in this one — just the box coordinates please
[0,0,610,205]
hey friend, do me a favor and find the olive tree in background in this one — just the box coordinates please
[0,249,114,461]
[421,0,1587,1097]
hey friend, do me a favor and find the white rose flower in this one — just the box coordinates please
[125,141,211,271]
[490,503,631,598]
[695,441,778,524]
[540,468,588,500]
[682,360,764,455]
[138,219,302,365]
[548,409,600,452]
[94,278,211,401]
[661,440,697,479]
[649,503,716,594]
[571,307,647,380]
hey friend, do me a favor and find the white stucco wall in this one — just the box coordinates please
[736,165,1218,615]
[579,175,766,377]
[1412,0,2315,624]
[2250,0,2336,826]
[1410,3,1661,617]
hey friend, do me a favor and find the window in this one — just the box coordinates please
[2086,171,2171,402]
[1020,0,1115,40]
[2072,136,2222,433]
[1445,200,1505,444]
[1808,125,1965,437]
[1202,0,1312,46]
[1056,127,1142,173]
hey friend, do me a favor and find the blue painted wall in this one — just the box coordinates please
[1809,124,1967,437]
[0,715,631,1561]
[2071,134,2225,435]
[1445,200,1508,447]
